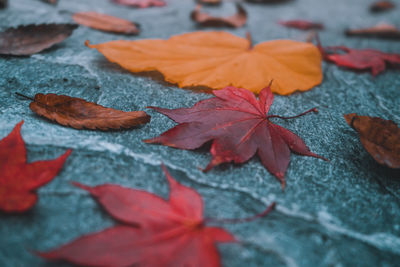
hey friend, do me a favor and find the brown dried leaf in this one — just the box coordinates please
[246,0,292,3]
[198,0,221,5]
[278,20,324,30]
[111,0,165,8]
[191,3,247,28]
[0,24,77,56]
[41,0,57,4]
[27,93,151,130]
[73,12,139,35]
[346,23,400,40]
[370,1,395,12]
[344,113,400,169]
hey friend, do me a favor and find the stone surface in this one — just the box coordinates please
[0,0,400,266]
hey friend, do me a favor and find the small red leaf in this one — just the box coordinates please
[39,165,275,266]
[321,45,400,76]
[110,0,165,8]
[278,20,324,30]
[0,121,71,213]
[144,86,326,189]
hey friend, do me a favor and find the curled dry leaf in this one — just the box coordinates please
[0,121,71,213]
[278,20,324,30]
[0,24,77,56]
[73,12,139,35]
[369,1,395,12]
[346,23,400,40]
[86,31,322,95]
[144,86,326,189]
[191,4,247,28]
[198,0,221,5]
[246,0,292,3]
[344,114,400,169]
[21,93,150,130]
[38,164,276,266]
[110,0,165,8]
[41,0,57,4]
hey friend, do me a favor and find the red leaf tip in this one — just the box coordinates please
[62,149,72,158]
[261,80,273,94]
[11,120,24,133]
[160,163,176,185]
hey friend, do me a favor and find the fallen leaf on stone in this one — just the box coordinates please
[0,121,71,213]
[41,0,57,4]
[278,20,324,30]
[19,93,150,130]
[38,164,276,266]
[345,23,400,40]
[144,86,326,189]
[0,24,77,56]
[86,31,322,95]
[246,0,292,3]
[73,11,139,35]
[199,0,221,5]
[0,0,7,9]
[191,4,247,28]
[369,0,395,12]
[344,114,400,169]
[320,45,400,76]
[110,0,165,8]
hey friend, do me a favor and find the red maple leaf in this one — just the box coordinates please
[144,86,326,189]
[38,165,275,267]
[278,20,324,30]
[110,0,165,8]
[0,121,71,213]
[321,45,400,76]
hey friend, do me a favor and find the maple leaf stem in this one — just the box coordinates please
[204,202,275,225]
[246,31,253,49]
[15,92,34,101]
[268,107,318,120]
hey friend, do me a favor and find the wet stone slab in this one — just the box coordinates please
[0,0,400,266]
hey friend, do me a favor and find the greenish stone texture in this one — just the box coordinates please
[1,0,399,266]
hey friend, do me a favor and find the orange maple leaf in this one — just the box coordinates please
[86,31,323,95]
